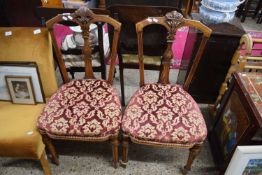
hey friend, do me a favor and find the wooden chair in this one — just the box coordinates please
[254,0,262,23]
[236,0,261,22]
[37,6,122,168]
[108,5,181,106]
[212,34,262,117]
[121,11,211,174]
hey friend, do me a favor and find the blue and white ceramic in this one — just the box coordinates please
[199,5,235,24]
[199,0,245,24]
[202,0,245,11]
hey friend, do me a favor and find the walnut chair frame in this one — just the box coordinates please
[41,7,121,168]
[61,22,107,80]
[121,11,211,174]
[36,8,110,80]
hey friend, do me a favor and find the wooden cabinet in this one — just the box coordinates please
[179,16,245,103]
[0,0,42,27]
[209,72,262,172]
[105,0,194,16]
[105,0,182,7]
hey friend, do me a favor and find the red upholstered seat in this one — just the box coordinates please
[37,79,122,140]
[122,84,207,147]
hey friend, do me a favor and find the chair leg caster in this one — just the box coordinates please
[119,160,127,168]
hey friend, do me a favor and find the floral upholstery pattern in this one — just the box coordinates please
[122,84,207,146]
[37,79,122,140]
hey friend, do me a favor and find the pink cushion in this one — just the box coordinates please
[37,79,121,140]
[122,84,207,146]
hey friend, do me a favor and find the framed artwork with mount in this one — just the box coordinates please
[5,76,36,105]
[0,61,45,103]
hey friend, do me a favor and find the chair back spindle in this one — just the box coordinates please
[136,11,212,88]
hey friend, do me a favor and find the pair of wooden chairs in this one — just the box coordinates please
[37,6,211,174]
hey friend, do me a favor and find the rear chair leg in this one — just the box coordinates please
[181,144,202,175]
[111,136,119,168]
[42,135,59,165]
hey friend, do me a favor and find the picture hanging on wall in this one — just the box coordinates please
[0,62,45,103]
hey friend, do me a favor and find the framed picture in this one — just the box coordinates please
[5,76,36,104]
[225,146,262,175]
[0,62,45,103]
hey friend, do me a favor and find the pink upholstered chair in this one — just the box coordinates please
[121,11,212,174]
[37,7,122,168]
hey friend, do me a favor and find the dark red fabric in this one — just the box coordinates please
[122,84,207,145]
[37,79,122,139]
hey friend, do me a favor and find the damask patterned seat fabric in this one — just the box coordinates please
[37,79,122,140]
[122,84,207,146]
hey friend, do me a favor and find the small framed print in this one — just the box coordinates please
[5,76,36,105]
[225,146,262,175]
[0,62,45,103]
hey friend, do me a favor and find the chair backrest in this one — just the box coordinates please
[108,5,181,56]
[136,10,212,89]
[46,6,121,84]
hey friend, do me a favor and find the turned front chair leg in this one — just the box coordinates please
[182,144,202,175]
[42,135,59,165]
[121,135,129,168]
[39,150,52,175]
[111,136,119,168]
